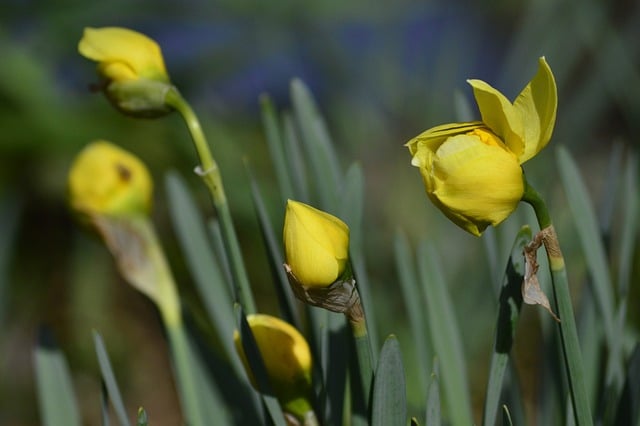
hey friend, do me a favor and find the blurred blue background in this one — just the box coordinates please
[1,0,638,424]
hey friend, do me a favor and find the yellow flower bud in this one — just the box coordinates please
[68,141,152,218]
[78,27,173,117]
[283,200,350,288]
[407,57,557,236]
[234,314,313,416]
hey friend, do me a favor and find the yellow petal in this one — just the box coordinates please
[428,130,524,235]
[467,79,525,159]
[234,314,312,404]
[512,57,557,163]
[406,121,484,157]
[68,140,153,217]
[79,27,169,82]
[283,200,349,287]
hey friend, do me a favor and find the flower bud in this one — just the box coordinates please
[283,200,350,288]
[78,27,173,117]
[234,314,313,417]
[68,140,152,218]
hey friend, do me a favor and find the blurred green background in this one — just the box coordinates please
[1,0,638,424]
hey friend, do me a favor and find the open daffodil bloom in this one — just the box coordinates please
[406,57,557,236]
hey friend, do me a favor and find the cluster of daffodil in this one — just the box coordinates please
[70,26,374,425]
[66,26,593,425]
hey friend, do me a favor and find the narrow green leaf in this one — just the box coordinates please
[482,226,531,426]
[617,152,638,297]
[164,172,238,368]
[245,162,300,328]
[394,231,430,396]
[235,306,288,426]
[282,112,310,202]
[340,163,378,358]
[556,146,621,386]
[426,360,441,426]
[33,328,81,426]
[101,381,109,426]
[92,331,131,426]
[136,407,148,426]
[613,344,640,426]
[260,94,294,202]
[372,336,407,426]
[502,405,514,426]
[417,242,473,426]
[291,79,342,211]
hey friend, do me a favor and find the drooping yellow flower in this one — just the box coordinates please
[406,57,557,236]
[68,140,152,218]
[78,27,173,117]
[283,200,350,288]
[234,314,313,417]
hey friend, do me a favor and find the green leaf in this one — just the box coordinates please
[426,360,441,426]
[372,336,407,426]
[136,407,148,426]
[260,94,294,202]
[556,146,621,386]
[164,172,238,368]
[291,79,342,211]
[482,226,531,426]
[417,241,473,426]
[92,331,130,426]
[613,344,640,426]
[33,328,81,426]
[394,231,430,396]
[282,112,310,202]
[0,193,21,325]
[245,162,300,328]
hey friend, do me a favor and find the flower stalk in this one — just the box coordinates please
[522,181,593,426]
[164,88,256,314]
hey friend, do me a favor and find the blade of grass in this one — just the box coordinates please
[245,162,300,328]
[394,231,430,397]
[92,331,131,426]
[291,79,341,211]
[282,112,310,202]
[372,336,407,426]
[482,226,531,426]
[613,344,640,426]
[164,172,238,369]
[33,327,81,426]
[340,163,378,359]
[556,146,621,387]
[426,359,441,426]
[260,94,294,203]
[417,241,473,426]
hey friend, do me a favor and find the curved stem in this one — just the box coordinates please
[522,180,593,426]
[165,88,256,314]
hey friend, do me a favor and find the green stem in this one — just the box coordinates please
[165,88,256,314]
[522,181,593,426]
[166,322,205,426]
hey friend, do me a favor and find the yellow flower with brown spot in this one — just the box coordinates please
[78,27,173,117]
[283,200,350,288]
[406,57,557,236]
[68,140,152,218]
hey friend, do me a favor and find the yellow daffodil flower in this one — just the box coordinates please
[234,314,313,417]
[283,200,350,288]
[68,140,152,218]
[406,57,557,236]
[78,27,173,117]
